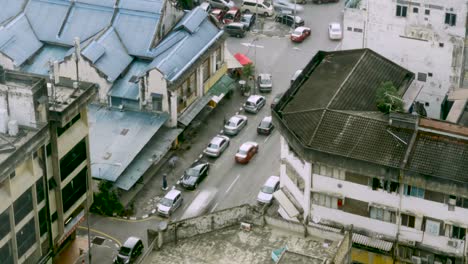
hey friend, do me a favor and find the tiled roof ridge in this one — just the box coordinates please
[281,107,324,116]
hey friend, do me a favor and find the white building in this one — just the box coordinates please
[272,49,468,263]
[342,0,467,119]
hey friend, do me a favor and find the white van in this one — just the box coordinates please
[241,0,274,17]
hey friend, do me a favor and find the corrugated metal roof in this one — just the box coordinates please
[174,7,207,34]
[0,14,43,67]
[115,127,182,190]
[147,7,223,82]
[0,0,26,25]
[21,45,68,75]
[109,60,149,100]
[24,0,71,43]
[56,1,114,45]
[76,0,116,7]
[88,104,168,183]
[118,0,163,13]
[352,233,393,252]
[178,94,212,127]
[81,27,133,81]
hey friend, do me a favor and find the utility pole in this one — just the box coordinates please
[293,0,296,29]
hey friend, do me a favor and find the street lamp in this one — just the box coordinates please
[87,162,122,263]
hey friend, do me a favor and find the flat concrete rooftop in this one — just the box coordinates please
[146,225,338,264]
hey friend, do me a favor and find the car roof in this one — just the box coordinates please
[259,73,271,79]
[243,13,253,18]
[230,115,246,122]
[123,236,141,248]
[227,8,239,13]
[240,141,257,151]
[261,116,272,123]
[211,135,226,145]
[295,26,309,31]
[247,95,264,102]
[330,22,341,28]
[265,176,280,187]
[165,189,181,199]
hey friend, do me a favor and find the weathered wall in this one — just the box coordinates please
[0,53,15,70]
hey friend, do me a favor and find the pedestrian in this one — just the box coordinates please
[162,174,168,191]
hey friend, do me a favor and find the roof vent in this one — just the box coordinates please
[388,113,417,130]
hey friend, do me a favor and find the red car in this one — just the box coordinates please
[223,7,241,24]
[235,142,259,164]
[290,26,311,43]
[210,9,226,22]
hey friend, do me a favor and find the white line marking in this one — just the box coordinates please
[293,47,301,51]
[220,130,224,133]
[264,134,272,143]
[210,202,219,213]
[176,180,180,184]
[225,174,240,194]
[199,154,203,159]
[239,107,243,111]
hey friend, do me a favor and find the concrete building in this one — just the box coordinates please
[342,0,467,119]
[272,49,468,263]
[0,66,96,264]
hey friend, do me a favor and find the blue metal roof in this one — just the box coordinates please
[118,0,163,13]
[55,1,114,45]
[76,0,115,8]
[81,27,133,81]
[0,0,27,25]
[115,127,182,190]
[109,60,149,100]
[147,7,223,82]
[21,45,68,75]
[24,0,71,43]
[0,14,43,67]
[88,104,169,183]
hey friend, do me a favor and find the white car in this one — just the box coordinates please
[157,189,183,217]
[257,73,272,92]
[244,95,266,113]
[257,176,280,204]
[209,0,234,10]
[328,22,342,40]
[224,114,248,136]
[203,135,230,157]
[273,0,304,13]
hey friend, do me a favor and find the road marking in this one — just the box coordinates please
[293,47,301,51]
[78,226,122,246]
[225,174,240,194]
[210,202,219,213]
[264,134,272,143]
[241,43,264,48]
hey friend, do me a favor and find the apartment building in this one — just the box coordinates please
[272,49,468,263]
[0,66,96,264]
[342,0,467,120]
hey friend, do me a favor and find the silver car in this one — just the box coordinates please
[244,95,266,113]
[157,189,183,217]
[257,73,272,92]
[204,135,230,157]
[224,115,248,136]
[257,176,280,204]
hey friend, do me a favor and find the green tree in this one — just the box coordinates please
[241,63,255,80]
[90,181,124,216]
[376,81,404,114]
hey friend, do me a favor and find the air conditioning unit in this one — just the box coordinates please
[447,239,458,248]
[448,197,456,206]
[412,256,422,264]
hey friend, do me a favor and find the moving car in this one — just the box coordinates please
[235,141,259,164]
[257,116,274,135]
[180,162,210,190]
[290,26,311,42]
[257,176,280,204]
[157,189,183,217]
[210,8,226,22]
[270,92,284,109]
[114,237,144,264]
[224,114,248,135]
[204,135,230,157]
[257,73,272,92]
[224,22,246,38]
[272,0,304,13]
[244,95,266,113]
[328,22,342,40]
[241,0,274,17]
[275,14,304,27]
[223,7,241,24]
[209,0,234,10]
[240,13,256,30]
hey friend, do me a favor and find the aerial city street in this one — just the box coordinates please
[0,0,467,263]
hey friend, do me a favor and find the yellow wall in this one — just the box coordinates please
[352,248,395,264]
[203,63,227,93]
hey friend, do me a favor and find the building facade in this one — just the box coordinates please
[0,67,96,264]
[342,0,468,119]
[272,49,468,263]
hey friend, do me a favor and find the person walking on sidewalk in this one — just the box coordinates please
[162,174,168,191]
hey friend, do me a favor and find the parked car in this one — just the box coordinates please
[223,7,241,24]
[271,92,284,109]
[204,135,230,157]
[257,73,272,92]
[235,141,259,164]
[273,0,303,13]
[275,14,304,27]
[180,162,210,190]
[224,114,248,135]
[157,189,183,217]
[244,95,266,113]
[257,116,274,135]
[241,0,274,17]
[313,0,339,4]
[290,26,311,42]
[210,8,226,22]
[257,176,280,204]
[114,237,144,264]
[200,2,212,12]
[328,22,342,40]
[224,22,246,38]
[240,13,256,30]
[291,69,302,84]
[209,0,234,10]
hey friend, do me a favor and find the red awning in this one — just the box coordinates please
[233,53,252,66]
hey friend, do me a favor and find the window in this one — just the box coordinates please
[13,188,33,225]
[46,143,52,157]
[401,213,415,228]
[451,225,466,240]
[38,207,48,237]
[152,93,163,112]
[0,209,10,239]
[445,13,457,26]
[404,185,424,198]
[36,178,45,203]
[202,59,210,82]
[347,27,352,31]
[215,47,222,71]
[182,80,188,97]
[0,240,13,264]
[62,167,87,212]
[424,9,430,15]
[370,206,396,223]
[313,193,341,209]
[413,7,418,13]
[9,171,15,179]
[428,72,433,77]
[57,113,81,136]
[424,219,441,236]
[189,72,196,96]
[59,138,87,181]
[353,28,363,33]
[16,218,36,258]
[439,42,444,47]
[370,178,399,193]
[396,5,407,17]
[51,212,58,222]
[417,72,427,82]
[456,196,468,209]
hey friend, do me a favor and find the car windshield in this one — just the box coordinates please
[159,197,173,207]
[259,120,270,128]
[246,101,255,106]
[227,120,237,127]
[241,17,248,22]
[264,2,271,7]
[185,167,201,177]
[208,142,219,149]
[238,149,248,155]
[119,246,132,256]
[293,29,302,35]
[225,13,234,19]
[332,28,340,32]
[261,185,275,194]
[260,77,271,85]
